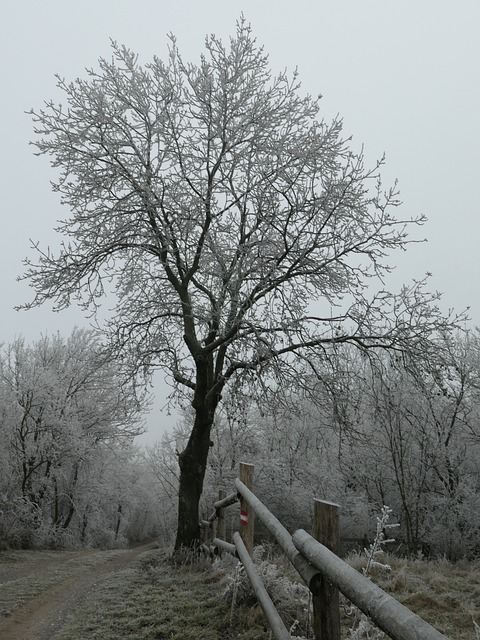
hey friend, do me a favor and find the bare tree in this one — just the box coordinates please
[22,20,461,549]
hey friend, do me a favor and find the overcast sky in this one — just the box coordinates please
[1,1,479,441]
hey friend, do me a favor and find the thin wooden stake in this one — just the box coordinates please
[217,489,227,542]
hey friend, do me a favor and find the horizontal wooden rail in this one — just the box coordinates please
[214,491,239,510]
[293,529,450,640]
[235,477,319,590]
[207,491,239,523]
[212,537,237,556]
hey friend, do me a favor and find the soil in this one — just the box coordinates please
[0,543,154,640]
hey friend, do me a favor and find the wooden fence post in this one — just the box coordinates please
[239,462,255,556]
[217,489,227,541]
[312,499,341,640]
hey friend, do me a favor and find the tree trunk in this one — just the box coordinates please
[81,511,88,543]
[62,463,79,530]
[174,405,215,550]
[173,339,225,550]
[115,504,122,540]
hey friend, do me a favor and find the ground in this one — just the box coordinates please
[1,545,479,639]
[0,543,154,640]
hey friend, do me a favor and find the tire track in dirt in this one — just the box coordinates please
[0,543,154,640]
[0,549,97,585]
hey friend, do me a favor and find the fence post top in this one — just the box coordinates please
[239,461,255,469]
[314,498,341,508]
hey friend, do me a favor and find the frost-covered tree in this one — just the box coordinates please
[329,336,480,557]
[0,330,147,547]
[22,20,461,549]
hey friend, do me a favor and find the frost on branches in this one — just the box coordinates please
[22,19,464,549]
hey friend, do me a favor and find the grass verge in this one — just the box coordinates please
[54,549,480,639]
[54,550,273,640]
[344,553,480,639]
[1,547,479,638]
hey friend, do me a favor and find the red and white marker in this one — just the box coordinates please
[240,510,249,525]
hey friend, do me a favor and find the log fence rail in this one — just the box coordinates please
[200,462,450,640]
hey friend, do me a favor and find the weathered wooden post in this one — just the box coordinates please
[217,489,227,541]
[201,513,211,546]
[312,499,341,640]
[239,462,255,556]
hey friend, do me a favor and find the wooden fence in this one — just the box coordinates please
[201,462,451,640]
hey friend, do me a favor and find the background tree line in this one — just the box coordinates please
[2,326,478,558]
[147,329,480,560]
[0,329,162,549]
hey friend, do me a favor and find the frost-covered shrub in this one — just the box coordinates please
[422,478,480,560]
[221,544,311,637]
[344,506,398,640]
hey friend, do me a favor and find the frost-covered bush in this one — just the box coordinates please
[422,478,480,560]
[221,544,311,637]
[344,506,398,640]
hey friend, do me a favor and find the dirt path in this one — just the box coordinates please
[0,543,154,640]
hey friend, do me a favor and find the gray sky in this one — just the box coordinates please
[1,1,479,441]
